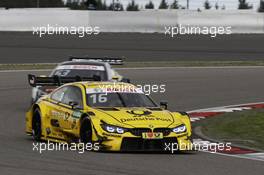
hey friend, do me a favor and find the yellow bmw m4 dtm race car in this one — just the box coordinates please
[26,75,192,152]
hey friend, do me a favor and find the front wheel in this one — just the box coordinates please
[32,109,42,141]
[80,118,92,144]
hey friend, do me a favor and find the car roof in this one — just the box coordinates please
[58,60,108,66]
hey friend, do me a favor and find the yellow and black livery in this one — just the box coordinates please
[26,74,192,152]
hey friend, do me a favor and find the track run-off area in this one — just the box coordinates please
[0,67,263,175]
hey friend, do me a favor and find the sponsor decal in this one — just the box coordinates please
[71,119,77,129]
[72,111,82,119]
[142,132,163,139]
[50,110,70,121]
[57,65,105,71]
[86,85,144,94]
[86,88,105,94]
[64,112,71,121]
[51,110,65,119]
[120,116,172,123]
[126,110,152,116]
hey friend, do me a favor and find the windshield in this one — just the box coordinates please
[52,69,107,81]
[87,92,157,108]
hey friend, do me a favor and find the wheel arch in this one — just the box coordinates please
[79,113,90,124]
[32,104,40,113]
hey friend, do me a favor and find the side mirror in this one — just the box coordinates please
[112,76,119,81]
[121,78,131,83]
[160,101,168,110]
[69,101,79,109]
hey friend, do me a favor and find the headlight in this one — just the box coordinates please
[101,122,127,134]
[172,124,186,134]
[116,127,125,134]
[105,126,115,133]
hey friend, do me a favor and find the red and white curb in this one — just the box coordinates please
[187,102,264,161]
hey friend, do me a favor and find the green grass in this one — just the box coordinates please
[117,61,264,67]
[198,109,264,151]
[1,60,264,70]
[0,63,55,70]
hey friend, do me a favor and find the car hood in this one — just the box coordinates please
[92,107,183,128]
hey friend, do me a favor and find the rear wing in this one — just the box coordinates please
[28,74,101,87]
[69,56,124,65]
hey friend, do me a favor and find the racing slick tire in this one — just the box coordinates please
[80,117,92,144]
[32,108,42,141]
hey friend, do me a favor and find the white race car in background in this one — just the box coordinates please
[30,56,127,104]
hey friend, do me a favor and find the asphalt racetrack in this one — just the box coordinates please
[0,67,263,175]
[1,32,264,63]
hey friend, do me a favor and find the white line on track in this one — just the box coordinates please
[193,139,264,162]
[208,152,264,162]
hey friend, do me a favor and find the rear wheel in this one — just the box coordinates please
[32,108,42,141]
[80,118,92,144]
